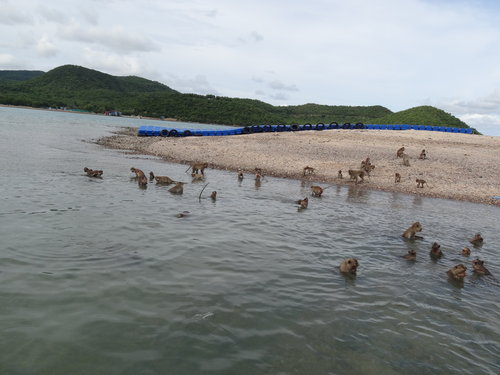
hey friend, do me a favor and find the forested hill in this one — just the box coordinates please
[0,65,472,130]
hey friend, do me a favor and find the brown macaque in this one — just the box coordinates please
[397,146,405,158]
[131,167,147,186]
[255,173,262,182]
[402,154,410,167]
[419,149,427,160]
[190,162,208,175]
[461,247,471,257]
[303,166,315,176]
[296,197,308,210]
[310,185,324,197]
[395,172,401,183]
[339,258,359,274]
[348,169,365,184]
[416,178,427,188]
[447,264,467,280]
[84,167,103,177]
[403,249,416,261]
[155,175,176,185]
[238,170,244,180]
[191,173,204,181]
[210,191,217,201]
[168,182,184,194]
[472,258,491,275]
[254,167,263,175]
[338,170,343,179]
[469,233,484,246]
[149,171,155,181]
[430,242,443,259]
[402,222,422,239]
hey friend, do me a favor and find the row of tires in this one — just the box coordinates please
[242,122,364,134]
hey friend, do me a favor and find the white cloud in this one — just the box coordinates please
[36,35,58,57]
[0,1,32,25]
[165,73,219,95]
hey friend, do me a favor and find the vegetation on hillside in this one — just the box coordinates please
[0,70,44,82]
[0,65,473,130]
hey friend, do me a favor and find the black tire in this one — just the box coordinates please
[315,122,325,130]
[183,130,192,137]
[342,123,351,129]
[252,125,262,133]
[291,124,299,131]
[329,122,339,129]
[169,129,178,137]
[263,125,272,132]
[160,129,170,137]
[302,123,312,130]
[276,124,286,132]
[355,122,364,129]
[243,126,252,134]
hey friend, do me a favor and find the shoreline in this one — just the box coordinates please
[96,127,500,206]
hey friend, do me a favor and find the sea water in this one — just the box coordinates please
[0,106,498,375]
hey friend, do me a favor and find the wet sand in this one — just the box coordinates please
[97,128,500,206]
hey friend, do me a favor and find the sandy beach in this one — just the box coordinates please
[97,128,500,206]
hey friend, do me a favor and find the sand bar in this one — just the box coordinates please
[97,128,500,206]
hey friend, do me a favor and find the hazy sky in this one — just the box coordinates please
[1,0,500,136]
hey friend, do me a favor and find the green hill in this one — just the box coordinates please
[0,65,473,130]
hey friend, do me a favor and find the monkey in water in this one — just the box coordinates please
[210,191,217,201]
[416,178,427,188]
[396,146,405,158]
[131,167,147,186]
[472,258,491,276]
[339,258,359,274]
[188,162,208,175]
[469,233,484,246]
[296,197,308,210]
[402,249,416,261]
[461,247,471,257]
[430,242,443,259]
[237,170,244,180]
[84,167,103,177]
[447,264,467,280]
[402,222,422,239]
[149,171,155,181]
[310,185,324,197]
[168,182,185,194]
[191,173,204,181]
[394,172,401,183]
[155,175,176,185]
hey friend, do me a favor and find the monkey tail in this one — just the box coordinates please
[198,183,209,202]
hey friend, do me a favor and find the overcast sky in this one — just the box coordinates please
[1,0,500,136]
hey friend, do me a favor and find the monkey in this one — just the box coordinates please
[191,173,204,181]
[339,258,359,274]
[303,166,315,176]
[149,171,155,181]
[416,178,427,188]
[238,170,244,180]
[84,167,103,177]
[210,191,217,201]
[402,249,416,261]
[254,167,263,175]
[430,242,443,259]
[296,197,308,210]
[155,175,176,185]
[472,258,491,276]
[348,169,365,184]
[394,172,401,183]
[168,182,184,194]
[402,153,410,167]
[255,173,262,183]
[461,247,471,257]
[419,149,427,160]
[396,146,405,158]
[338,170,343,179]
[447,264,467,280]
[310,185,324,197]
[469,233,484,246]
[187,162,208,175]
[131,167,147,186]
[402,222,422,239]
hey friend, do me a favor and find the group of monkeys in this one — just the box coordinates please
[85,164,492,283]
[398,222,491,282]
[339,224,491,283]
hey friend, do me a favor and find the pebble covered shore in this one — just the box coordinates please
[97,127,500,206]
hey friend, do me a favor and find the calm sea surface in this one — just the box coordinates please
[0,106,498,375]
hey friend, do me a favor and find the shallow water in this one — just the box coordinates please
[0,106,499,375]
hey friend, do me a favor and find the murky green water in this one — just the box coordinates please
[0,107,498,374]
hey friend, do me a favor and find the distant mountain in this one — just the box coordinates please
[0,64,473,130]
[0,70,44,82]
